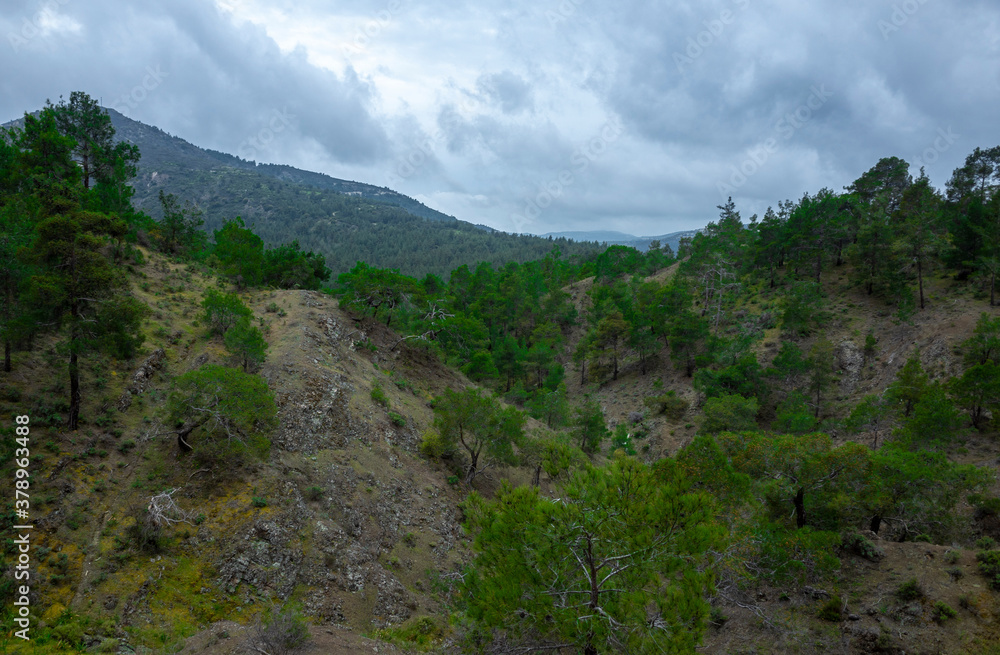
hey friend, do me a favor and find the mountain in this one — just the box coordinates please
[541,229,701,253]
[105,109,456,224]
[4,108,601,277]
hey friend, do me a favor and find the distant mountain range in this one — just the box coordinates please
[540,230,701,254]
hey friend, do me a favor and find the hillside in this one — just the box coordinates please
[7,248,1000,655]
[541,229,701,253]
[3,108,603,278]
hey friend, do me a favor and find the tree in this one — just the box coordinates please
[716,431,868,529]
[962,313,1000,366]
[433,388,525,483]
[167,365,276,465]
[24,108,148,429]
[700,394,758,434]
[807,337,836,419]
[157,190,205,255]
[201,289,252,336]
[212,218,265,288]
[950,363,1000,430]
[590,310,630,381]
[462,459,721,654]
[856,444,989,539]
[224,317,269,372]
[844,394,894,449]
[896,171,945,309]
[572,397,610,454]
[885,354,928,417]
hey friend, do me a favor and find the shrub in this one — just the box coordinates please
[976,550,1000,589]
[371,381,389,407]
[304,486,323,502]
[817,596,843,622]
[932,601,957,623]
[389,412,406,427]
[842,533,884,562]
[643,391,688,420]
[251,496,268,508]
[895,578,923,601]
[419,431,450,459]
[944,550,960,564]
[251,607,310,655]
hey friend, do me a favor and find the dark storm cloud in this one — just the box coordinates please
[2,0,998,234]
[0,0,388,165]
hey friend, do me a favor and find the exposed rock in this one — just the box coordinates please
[117,348,166,411]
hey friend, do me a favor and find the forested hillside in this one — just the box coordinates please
[5,93,1000,654]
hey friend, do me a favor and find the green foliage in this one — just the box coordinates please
[224,317,269,372]
[894,381,961,446]
[211,217,264,288]
[370,381,389,407]
[781,281,825,336]
[572,397,610,454]
[201,289,252,336]
[433,388,525,482]
[773,392,818,434]
[932,601,957,623]
[962,313,1000,366]
[610,423,636,455]
[895,578,923,601]
[817,596,843,622]
[462,459,721,654]
[373,616,446,651]
[388,411,406,427]
[977,550,1000,589]
[700,394,758,434]
[167,365,276,466]
[842,533,884,562]
[304,486,323,502]
[950,362,1000,430]
[644,390,689,420]
[886,354,928,417]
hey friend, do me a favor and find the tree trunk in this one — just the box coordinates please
[917,257,925,309]
[794,487,806,528]
[68,348,80,430]
[870,514,882,535]
[3,340,10,373]
[532,465,541,487]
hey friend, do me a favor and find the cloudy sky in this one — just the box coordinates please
[1,0,998,235]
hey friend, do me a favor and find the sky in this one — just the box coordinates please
[1,0,998,236]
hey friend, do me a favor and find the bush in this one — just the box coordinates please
[842,533,885,562]
[895,578,923,601]
[251,496,268,508]
[643,391,688,420]
[977,536,997,550]
[251,607,310,655]
[932,601,957,623]
[419,431,450,459]
[976,550,1000,589]
[304,486,323,502]
[389,411,406,427]
[700,394,758,434]
[371,381,389,407]
[818,596,843,622]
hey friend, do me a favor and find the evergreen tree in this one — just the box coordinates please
[462,459,720,654]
